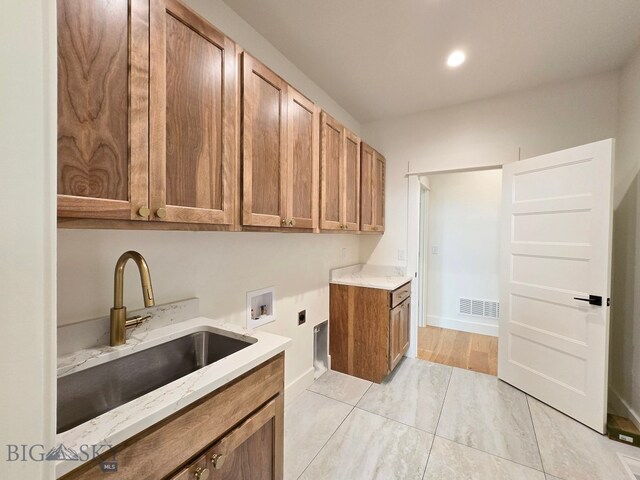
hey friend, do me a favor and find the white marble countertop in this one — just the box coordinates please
[330,264,412,291]
[55,315,291,478]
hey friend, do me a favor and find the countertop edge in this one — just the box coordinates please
[330,277,412,291]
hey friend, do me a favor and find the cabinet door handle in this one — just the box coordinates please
[193,467,210,480]
[281,218,287,226]
[155,207,167,219]
[211,453,225,469]
[137,206,150,218]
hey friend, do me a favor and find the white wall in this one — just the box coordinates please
[360,71,620,268]
[0,0,56,477]
[610,45,640,424]
[185,0,361,134]
[425,170,502,336]
[58,231,360,395]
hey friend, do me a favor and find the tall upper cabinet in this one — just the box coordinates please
[149,0,237,225]
[242,53,319,230]
[320,112,360,231]
[58,0,237,226]
[287,87,320,229]
[57,0,149,220]
[361,142,385,232]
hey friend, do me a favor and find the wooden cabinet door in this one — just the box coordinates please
[320,112,344,230]
[389,303,403,371]
[57,0,149,220]
[400,298,410,356]
[373,151,386,231]
[320,112,360,231]
[360,142,375,231]
[343,130,361,231]
[169,396,283,480]
[390,298,410,371]
[149,0,236,225]
[286,87,319,230]
[361,144,384,233]
[242,53,287,227]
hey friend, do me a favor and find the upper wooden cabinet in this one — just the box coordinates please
[58,0,237,227]
[320,112,360,231]
[360,142,385,232]
[242,53,287,228]
[287,87,320,229]
[149,0,237,225]
[242,53,319,230]
[57,0,149,220]
[57,0,378,235]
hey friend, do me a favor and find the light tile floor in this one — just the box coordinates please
[285,358,640,480]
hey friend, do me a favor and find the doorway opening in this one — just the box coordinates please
[416,168,502,376]
[406,140,614,433]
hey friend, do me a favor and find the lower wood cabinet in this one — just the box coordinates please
[61,354,284,480]
[329,282,411,383]
[169,396,281,480]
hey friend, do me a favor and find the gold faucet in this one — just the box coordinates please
[110,251,155,346]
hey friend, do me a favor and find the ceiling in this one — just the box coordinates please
[223,0,640,123]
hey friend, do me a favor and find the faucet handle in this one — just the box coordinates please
[125,314,152,329]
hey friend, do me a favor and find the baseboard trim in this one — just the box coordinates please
[284,366,315,406]
[609,384,640,427]
[426,315,498,337]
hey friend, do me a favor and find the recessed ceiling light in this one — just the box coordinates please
[447,50,466,68]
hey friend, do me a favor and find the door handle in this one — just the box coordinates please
[573,295,603,306]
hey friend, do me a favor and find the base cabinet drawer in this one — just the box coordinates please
[390,282,411,308]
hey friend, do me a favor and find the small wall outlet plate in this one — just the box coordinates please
[298,310,306,325]
[246,286,276,329]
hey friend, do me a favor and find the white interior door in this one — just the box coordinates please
[498,139,614,433]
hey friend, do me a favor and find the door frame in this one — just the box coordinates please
[406,165,503,359]
[418,180,430,328]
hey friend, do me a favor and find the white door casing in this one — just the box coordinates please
[498,139,614,433]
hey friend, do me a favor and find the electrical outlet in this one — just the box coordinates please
[398,249,406,261]
[298,310,306,325]
[341,247,347,261]
[431,246,439,255]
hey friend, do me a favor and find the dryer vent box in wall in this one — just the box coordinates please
[247,287,276,329]
[459,297,500,319]
[313,320,329,379]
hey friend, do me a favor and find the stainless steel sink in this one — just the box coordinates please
[57,330,254,434]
